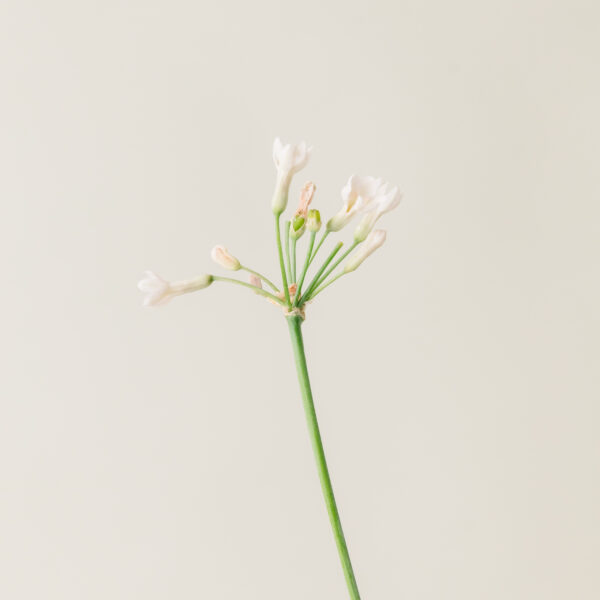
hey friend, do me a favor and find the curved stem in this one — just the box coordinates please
[274,215,291,306]
[213,276,284,305]
[240,266,279,293]
[306,272,346,301]
[294,231,316,306]
[286,316,361,600]
[299,242,343,305]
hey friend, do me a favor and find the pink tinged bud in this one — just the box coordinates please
[137,271,213,307]
[248,274,262,289]
[211,245,241,271]
[296,181,316,218]
[344,230,387,273]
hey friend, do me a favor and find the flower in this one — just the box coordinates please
[327,175,386,232]
[344,230,387,273]
[137,271,213,306]
[353,185,401,242]
[271,138,312,215]
[211,245,241,271]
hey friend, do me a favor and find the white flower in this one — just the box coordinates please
[211,245,241,271]
[344,230,387,273]
[353,183,401,242]
[327,175,386,232]
[271,137,312,215]
[137,271,213,307]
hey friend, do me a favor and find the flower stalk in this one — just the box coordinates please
[287,315,361,600]
[138,137,403,600]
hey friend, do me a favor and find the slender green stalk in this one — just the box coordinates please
[240,266,279,293]
[309,229,330,265]
[291,237,297,282]
[294,231,316,305]
[212,276,284,305]
[275,215,291,306]
[284,220,292,285]
[306,272,346,301]
[286,315,361,600]
[310,241,359,294]
[299,242,343,305]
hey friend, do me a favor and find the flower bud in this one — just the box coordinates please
[307,209,321,232]
[211,245,241,271]
[290,214,306,240]
[248,273,262,289]
[344,230,387,273]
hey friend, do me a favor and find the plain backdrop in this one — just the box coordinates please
[1,1,599,599]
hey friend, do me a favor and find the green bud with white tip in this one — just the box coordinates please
[307,209,321,233]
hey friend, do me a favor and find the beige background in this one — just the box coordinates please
[1,1,599,599]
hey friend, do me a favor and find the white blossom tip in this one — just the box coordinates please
[271,137,313,214]
[344,229,387,273]
[211,245,241,271]
[138,271,213,307]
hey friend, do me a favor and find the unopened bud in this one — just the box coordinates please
[290,215,306,240]
[248,273,262,289]
[344,230,387,273]
[211,245,241,271]
[307,209,321,232]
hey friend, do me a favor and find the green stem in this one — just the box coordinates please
[307,272,346,300]
[294,231,316,305]
[284,221,292,286]
[309,229,330,265]
[240,266,279,293]
[212,276,284,305]
[275,215,291,306]
[299,242,343,305]
[286,316,361,600]
[309,241,359,296]
[291,237,297,283]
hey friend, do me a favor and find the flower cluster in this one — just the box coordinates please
[139,138,402,316]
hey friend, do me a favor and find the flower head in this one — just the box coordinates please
[138,271,213,307]
[271,138,312,215]
[211,245,241,271]
[327,175,386,232]
[344,230,387,273]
